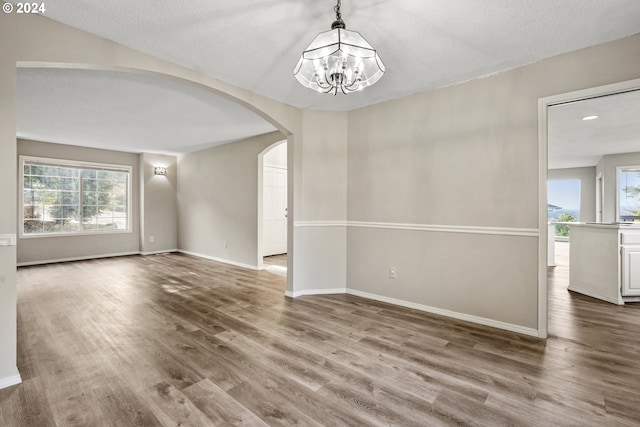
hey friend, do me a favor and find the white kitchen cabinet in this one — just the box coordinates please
[569,224,640,304]
[621,246,640,296]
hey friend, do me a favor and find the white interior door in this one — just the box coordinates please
[263,165,287,256]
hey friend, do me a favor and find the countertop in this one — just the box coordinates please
[554,222,640,229]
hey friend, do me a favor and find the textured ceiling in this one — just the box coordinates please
[25,0,640,111]
[549,90,640,170]
[12,1,640,155]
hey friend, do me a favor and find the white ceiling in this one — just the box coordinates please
[27,0,640,111]
[12,0,640,155]
[17,68,277,155]
[548,89,640,169]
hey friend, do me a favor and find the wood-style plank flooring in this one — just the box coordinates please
[1,244,640,426]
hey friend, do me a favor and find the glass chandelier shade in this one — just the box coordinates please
[293,1,385,95]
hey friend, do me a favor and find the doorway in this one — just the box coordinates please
[259,141,288,271]
[539,78,640,338]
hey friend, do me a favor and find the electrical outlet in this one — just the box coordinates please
[149,235,155,243]
[389,267,397,279]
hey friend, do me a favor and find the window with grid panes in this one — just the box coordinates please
[21,156,131,236]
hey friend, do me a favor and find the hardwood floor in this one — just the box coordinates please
[263,254,287,277]
[263,254,287,268]
[1,247,639,426]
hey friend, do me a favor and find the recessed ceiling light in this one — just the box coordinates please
[582,115,599,121]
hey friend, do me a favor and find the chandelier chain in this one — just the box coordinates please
[334,0,341,21]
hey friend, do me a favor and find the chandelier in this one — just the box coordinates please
[293,0,385,95]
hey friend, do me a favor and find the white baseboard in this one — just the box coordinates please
[346,289,540,337]
[284,288,347,298]
[0,371,22,390]
[140,249,178,256]
[17,251,140,267]
[568,285,623,305]
[283,286,537,337]
[177,250,259,271]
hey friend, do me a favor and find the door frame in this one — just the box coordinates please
[538,77,640,338]
[596,171,604,223]
[257,140,287,269]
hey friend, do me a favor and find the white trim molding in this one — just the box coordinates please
[178,250,259,271]
[347,289,539,338]
[140,249,178,256]
[347,221,538,237]
[295,220,538,237]
[285,288,347,298]
[17,251,139,267]
[0,371,22,390]
[17,249,252,270]
[567,285,623,305]
[284,286,538,337]
[294,221,347,228]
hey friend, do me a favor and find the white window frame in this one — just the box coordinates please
[617,165,640,223]
[19,155,133,238]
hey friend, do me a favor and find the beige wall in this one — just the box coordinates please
[16,143,179,262]
[292,111,348,295]
[548,167,597,222]
[347,34,640,332]
[348,228,538,327]
[17,139,140,264]
[2,4,640,388]
[0,14,19,381]
[140,153,178,254]
[300,111,348,221]
[177,132,285,268]
[0,11,302,387]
